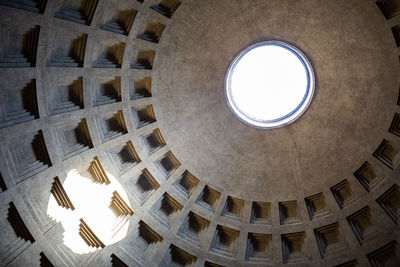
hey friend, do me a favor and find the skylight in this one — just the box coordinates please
[225,41,315,129]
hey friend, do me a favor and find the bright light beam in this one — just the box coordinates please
[47,169,132,254]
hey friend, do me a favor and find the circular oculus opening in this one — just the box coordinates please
[225,41,315,129]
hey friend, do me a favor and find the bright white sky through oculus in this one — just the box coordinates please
[230,45,308,121]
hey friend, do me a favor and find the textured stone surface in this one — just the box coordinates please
[0,0,399,266]
[154,0,398,200]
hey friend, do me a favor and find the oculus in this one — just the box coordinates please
[225,41,315,129]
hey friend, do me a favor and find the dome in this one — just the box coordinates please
[0,0,399,266]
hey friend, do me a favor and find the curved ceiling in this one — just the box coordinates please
[0,0,399,266]
[155,0,398,200]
